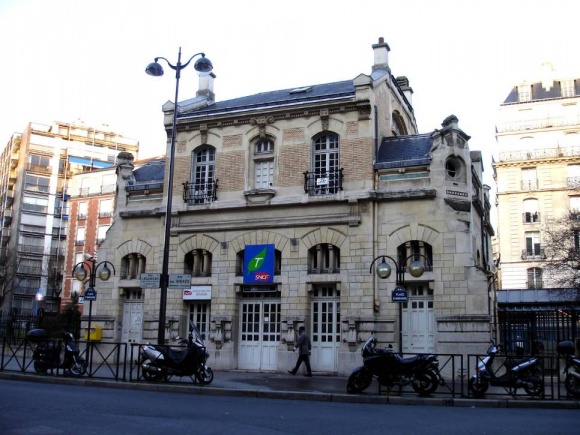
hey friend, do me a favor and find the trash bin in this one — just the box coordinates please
[84,326,102,341]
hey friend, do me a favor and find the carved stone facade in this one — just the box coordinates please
[92,39,494,374]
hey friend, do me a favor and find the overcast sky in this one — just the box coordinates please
[1,0,579,187]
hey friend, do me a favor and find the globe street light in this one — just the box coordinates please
[145,48,213,344]
[73,255,115,344]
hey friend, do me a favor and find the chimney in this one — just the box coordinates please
[372,37,390,73]
[197,72,216,104]
[396,76,413,105]
[540,62,554,91]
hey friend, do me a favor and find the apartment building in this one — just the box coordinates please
[0,121,138,315]
[493,64,580,352]
[95,38,494,374]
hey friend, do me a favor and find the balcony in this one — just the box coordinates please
[303,168,343,196]
[496,114,580,134]
[527,280,544,289]
[26,163,52,175]
[523,212,540,223]
[521,180,538,191]
[521,249,546,260]
[17,244,44,254]
[183,180,219,205]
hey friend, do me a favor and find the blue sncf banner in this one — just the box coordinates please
[244,244,275,284]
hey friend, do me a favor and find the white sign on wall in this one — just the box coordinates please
[183,285,212,300]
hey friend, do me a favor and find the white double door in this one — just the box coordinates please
[401,284,434,354]
[238,299,281,371]
[311,285,340,372]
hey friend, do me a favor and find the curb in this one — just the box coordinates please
[1,371,578,409]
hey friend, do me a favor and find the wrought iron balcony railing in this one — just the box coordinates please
[303,168,343,195]
[521,248,545,260]
[183,180,219,205]
[523,212,540,223]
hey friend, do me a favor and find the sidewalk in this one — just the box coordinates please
[1,370,578,410]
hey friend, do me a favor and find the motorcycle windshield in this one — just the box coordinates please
[190,324,205,348]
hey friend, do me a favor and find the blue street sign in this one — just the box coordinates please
[84,287,97,301]
[391,286,408,302]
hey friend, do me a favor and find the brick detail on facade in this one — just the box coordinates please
[217,150,245,191]
[278,143,309,187]
[223,135,243,148]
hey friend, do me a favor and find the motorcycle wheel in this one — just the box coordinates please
[68,360,87,377]
[141,359,163,381]
[411,371,438,397]
[346,369,372,394]
[196,366,214,385]
[33,360,47,375]
[523,375,544,397]
[564,374,580,399]
[468,377,489,397]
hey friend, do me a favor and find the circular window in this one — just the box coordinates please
[445,156,464,181]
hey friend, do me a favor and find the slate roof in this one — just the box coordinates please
[133,159,165,182]
[375,133,433,169]
[179,80,355,118]
[502,78,580,104]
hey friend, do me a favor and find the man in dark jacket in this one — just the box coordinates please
[288,326,312,376]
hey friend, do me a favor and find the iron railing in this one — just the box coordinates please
[182,180,219,204]
[303,168,343,195]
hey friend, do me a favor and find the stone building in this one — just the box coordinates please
[493,64,580,353]
[94,38,494,374]
[0,121,138,315]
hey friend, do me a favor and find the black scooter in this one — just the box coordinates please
[26,329,87,377]
[139,324,213,385]
[558,340,580,399]
[347,334,443,396]
[469,344,543,397]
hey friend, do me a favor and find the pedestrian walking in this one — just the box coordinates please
[288,326,312,376]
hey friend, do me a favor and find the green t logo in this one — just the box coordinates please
[248,248,267,272]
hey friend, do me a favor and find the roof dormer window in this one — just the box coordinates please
[518,84,531,102]
[561,80,575,98]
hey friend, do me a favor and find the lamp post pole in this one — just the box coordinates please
[145,49,213,344]
[73,256,114,345]
[369,253,430,350]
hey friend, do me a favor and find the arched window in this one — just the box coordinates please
[120,253,146,279]
[308,244,340,274]
[391,111,408,136]
[397,241,433,271]
[527,268,543,289]
[311,133,340,195]
[187,146,216,204]
[184,249,212,277]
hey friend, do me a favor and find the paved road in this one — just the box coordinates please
[1,379,579,435]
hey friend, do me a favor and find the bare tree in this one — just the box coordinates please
[541,211,580,302]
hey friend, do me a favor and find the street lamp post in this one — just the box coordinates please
[369,253,431,349]
[73,255,115,344]
[145,48,213,344]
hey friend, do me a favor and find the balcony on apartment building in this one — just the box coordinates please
[521,248,546,260]
[77,184,116,197]
[496,113,580,134]
[523,212,541,223]
[499,146,580,163]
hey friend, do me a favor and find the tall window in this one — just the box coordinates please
[189,303,210,339]
[75,227,85,245]
[78,202,88,220]
[521,168,537,190]
[312,133,339,194]
[527,268,543,289]
[524,231,541,257]
[99,199,113,217]
[22,196,48,213]
[522,199,540,223]
[120,253,146,279]
[97,225,110,244]
[254,138,275,189]
[191,147,216,204]
[24,175,50,193]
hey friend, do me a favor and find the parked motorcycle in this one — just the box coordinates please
[558,340,580,399]
[347,334,443,396]
[469,343,543,398]
[139,324,213,385]
[26,329,87,377]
